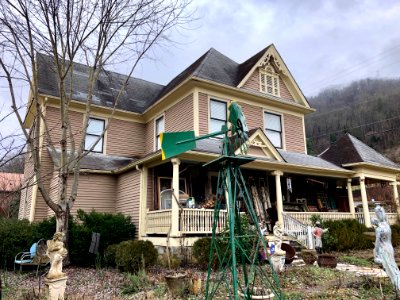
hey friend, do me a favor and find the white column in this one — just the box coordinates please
[390,181,400,221]
[171,158,181,236]
[347,179,355,218]
[272,170,283,225]
[138,165,148,239]
[359,176,371,227]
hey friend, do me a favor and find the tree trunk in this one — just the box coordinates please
[56,207,71,265]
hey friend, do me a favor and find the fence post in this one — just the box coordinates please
[307,225,314,250]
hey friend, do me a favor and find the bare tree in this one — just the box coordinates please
[0,0,192,240]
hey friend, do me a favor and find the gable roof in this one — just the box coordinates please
[37,53,164,114]
[319,133,399,170]
[36,45,310,114]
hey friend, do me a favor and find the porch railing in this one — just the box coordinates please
[282,213,313,249]
[180,209,227,234]
[146,209,172,234]
[286,212,356,225]
[286,211,398,226]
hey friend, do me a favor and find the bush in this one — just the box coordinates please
[104,244,119,267]
[0,218,37,268]
[322,219,374,252]
[115,240,158,272]
[192,237,212,270]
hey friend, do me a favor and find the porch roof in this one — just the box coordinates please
[193,139,348,171]
[48,148,135,171]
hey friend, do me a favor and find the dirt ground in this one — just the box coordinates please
[2,249,400,299]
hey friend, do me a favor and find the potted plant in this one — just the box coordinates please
[301,249,317,265]
[317,253,337,268]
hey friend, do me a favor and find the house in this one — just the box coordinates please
[18,44,400,248]
[0,172,23,218]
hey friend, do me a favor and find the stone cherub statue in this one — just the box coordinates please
[372,205,400,291]
[46,232,68,280]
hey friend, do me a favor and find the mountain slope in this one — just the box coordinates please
[305,78,400,163]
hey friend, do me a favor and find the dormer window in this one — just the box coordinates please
[260,65,280,97]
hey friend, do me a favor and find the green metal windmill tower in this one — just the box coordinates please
[161,102,284,300]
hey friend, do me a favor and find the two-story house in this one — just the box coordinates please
[19,44,400,248]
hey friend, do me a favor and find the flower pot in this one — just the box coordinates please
[301,250,317,265]
[238,287,274,299]
[317,254,337,268]
[165,272,187,297]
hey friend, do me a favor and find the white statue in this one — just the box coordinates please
[46,232,68,280]
[372,205,400,290]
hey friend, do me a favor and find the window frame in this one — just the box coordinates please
[209,98,228,135]
[84,117,106,153]
[263,111,283,149]
[260,66,280,97]
[155,114,165,151]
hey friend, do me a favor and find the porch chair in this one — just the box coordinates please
[14,239,49,275]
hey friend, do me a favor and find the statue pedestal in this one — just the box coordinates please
[45,276,68,300]
[270,254,285,273]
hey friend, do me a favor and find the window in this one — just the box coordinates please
[260,66,280,96]
[155,115,164,150]
[84,118,105,153]
[210,99,227,134]
[264,112,282,148]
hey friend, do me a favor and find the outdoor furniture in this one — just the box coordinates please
[14,239,49,275]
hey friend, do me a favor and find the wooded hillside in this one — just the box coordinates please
[305,78,400,163]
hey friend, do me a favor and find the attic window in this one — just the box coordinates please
[260,66,280,97]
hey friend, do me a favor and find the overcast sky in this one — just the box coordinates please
[1,0,400,152]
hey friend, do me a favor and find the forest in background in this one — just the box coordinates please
[305,78,400,163]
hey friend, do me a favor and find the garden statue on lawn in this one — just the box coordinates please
[372,205,400,291]
[46,232,68,280]
[313,221,328,254]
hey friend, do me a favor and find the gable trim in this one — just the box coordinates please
[237,45,310,108]
[234,128,284,162]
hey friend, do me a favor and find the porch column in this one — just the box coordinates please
[138,165,148,239]
[347,179,356,218]
[359,176,371,227]
[390,181,400,221]
[171,158,181,236]
[272,170,283,225]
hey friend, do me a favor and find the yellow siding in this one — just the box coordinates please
[144,120,155,155]
[165,94,194,132]
[283,113,305,153]
[34,149,54,221]
[70,174,117,215]
[18,153,34,219]
[199,92,209,135]
[238,102,263,130]
[107,118,145,157]
[116,170,140,236]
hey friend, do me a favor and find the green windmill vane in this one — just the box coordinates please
[161,102,284,300]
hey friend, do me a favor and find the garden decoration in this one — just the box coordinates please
[372,205,400,290]
[312,221,328,254]
[45,232,69,300]
[161,102,283,299]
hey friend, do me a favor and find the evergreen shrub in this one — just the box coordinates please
[104,244,119,267]
[115,240,158,272]
[0,218,37,267]
[322,219,373,252]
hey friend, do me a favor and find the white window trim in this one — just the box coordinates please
[208,97,228,135]
[263,110,285,150]
[259,66,280,97]
[84,116,107,154]
[154,114,165,151]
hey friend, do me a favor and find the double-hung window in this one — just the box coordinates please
[210,99,227,134]
[260,66,280,97]
[264,112,282,148]
[155,115,164,150]
[85,118,105,153]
